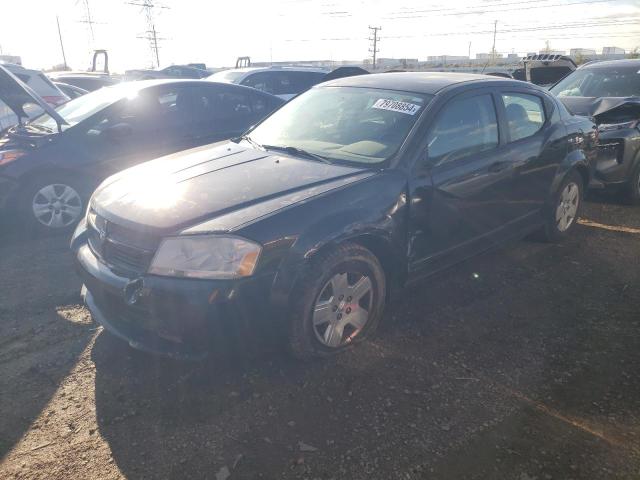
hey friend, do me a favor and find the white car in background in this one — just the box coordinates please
[208,66,329,100]
[0,63,69,132]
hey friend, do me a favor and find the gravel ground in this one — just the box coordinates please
[1,198,639,479]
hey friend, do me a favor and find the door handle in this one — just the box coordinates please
[488,161,511,173]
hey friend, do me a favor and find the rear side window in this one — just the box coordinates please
[501,93,545,142]
[241,72,275,94]
[427,94,498,162]
[241,71,324,96]
[287,72,326,92]
[192,88,255,121]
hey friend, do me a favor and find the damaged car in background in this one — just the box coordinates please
[512,54,577,88]
[551,59,640,203]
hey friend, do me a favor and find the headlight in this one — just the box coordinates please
[0,150,27,166]
[148,235,261,280]
[598,120,639,132]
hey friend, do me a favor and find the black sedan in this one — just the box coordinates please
[0,79,284,232]
[550,59,640,203]
[71,72,598,360]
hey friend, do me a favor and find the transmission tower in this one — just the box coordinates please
[126,1,169,68]
[78,0,96,42]
[368,26,381,70]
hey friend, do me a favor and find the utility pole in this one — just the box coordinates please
[468,41,472,59]
[56,16,68,70]
[127,0,169,68]
[152,25,160,68]
[368,26,381,70]
[490,20,498,64]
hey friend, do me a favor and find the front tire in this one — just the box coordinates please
[19,174,87,235]
[288,242,386,360]
[540,170,583,242]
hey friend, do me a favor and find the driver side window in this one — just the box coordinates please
[426,94,498,163]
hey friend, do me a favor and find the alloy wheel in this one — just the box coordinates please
[312,272,373,348]
[556,182,579,232]
[32,184,83,228]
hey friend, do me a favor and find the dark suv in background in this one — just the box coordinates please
[551,59,640,203]
[71,72,598,360]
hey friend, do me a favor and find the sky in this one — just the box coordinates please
[1,0,639,72]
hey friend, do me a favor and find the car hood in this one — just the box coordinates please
[91,142,377,232]
[558,96,640,118]
[0,65,67,127]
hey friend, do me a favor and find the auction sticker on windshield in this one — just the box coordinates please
[372,99,422,115]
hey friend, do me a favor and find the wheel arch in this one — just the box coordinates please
[548,150,591,204]
[269,230,406,316]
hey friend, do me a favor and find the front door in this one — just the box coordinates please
[408,90,518,277]
[78,84,196,178]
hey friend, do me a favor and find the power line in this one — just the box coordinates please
[279,18,640,43]
[385,0,621,19]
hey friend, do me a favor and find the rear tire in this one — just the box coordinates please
[540,170,583,242]
[288,242,386,360]
[18,174,89,235]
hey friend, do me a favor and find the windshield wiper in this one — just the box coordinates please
[263,145,332,164]
[234,134,265,151]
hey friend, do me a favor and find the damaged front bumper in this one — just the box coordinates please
[592,127,640,188]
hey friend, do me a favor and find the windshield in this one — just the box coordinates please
[29,83,138,131]
[249,86,432,165]
[551,67,640,98]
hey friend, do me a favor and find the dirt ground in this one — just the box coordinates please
[1,196,639,479]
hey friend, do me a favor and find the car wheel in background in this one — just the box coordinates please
[288,242,386,360]
[622,160,640,205]
[540,170,583,242]
[19,174,88,234]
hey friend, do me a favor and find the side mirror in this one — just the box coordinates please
[104,122,132,140]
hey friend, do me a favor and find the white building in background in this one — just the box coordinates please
[0,55,21,65]
[602,47,625,56]
[570,48,596,56]
[426,55,469,63]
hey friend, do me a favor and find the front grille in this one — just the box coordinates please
[87,211,160,276]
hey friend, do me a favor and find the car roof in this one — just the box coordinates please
[216,66,329,75]
[579,59,640,70]
[48,71,111,78]
[93,79,281,99]
[319,71,518,95]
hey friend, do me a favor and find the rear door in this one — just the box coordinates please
[408,88,519,275]
[496,88,566,221]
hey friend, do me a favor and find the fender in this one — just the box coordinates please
[265,174,409,313]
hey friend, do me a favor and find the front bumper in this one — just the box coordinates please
[592,128,640,188]
[74,241,274,359]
